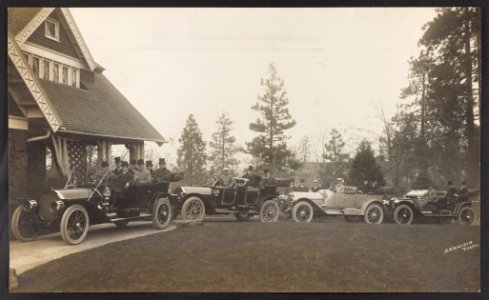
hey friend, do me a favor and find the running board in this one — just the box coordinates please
[110,213,152,223]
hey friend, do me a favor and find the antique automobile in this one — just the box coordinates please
[282,186,387,224]
[386,189,478,225]
[11,172,183,245]
[172,176,291,223]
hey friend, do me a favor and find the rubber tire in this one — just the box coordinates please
[60,204,90,245]
[458,206,476,225]
[181,197,205,222]
[114,220,130,228]
[393,204,414,225]
[344,215,363,223]
[364,203,384,224]
[259,200,280,223]
[234,213,251,222]
[11,205,39,242]
[292,201,314,223]
[152,198,172,229]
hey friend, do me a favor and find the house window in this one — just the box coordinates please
[62,66,69,84]
[45,19,59,41]
[52,63,60,82]
[32,56,40,76]
[42,60,50,80]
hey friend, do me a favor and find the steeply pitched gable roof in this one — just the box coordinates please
[40,75,166,144]
[8,8,166,144]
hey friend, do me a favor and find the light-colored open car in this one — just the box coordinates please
[283,186,387,224]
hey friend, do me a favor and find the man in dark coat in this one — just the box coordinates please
[446,180,458,200]
[110,161,133,209]
[152,158,173,182]
[242,166,261,187]
[262,169,277,187]
[113,157,122,176]
[294,178,308,192]
[458,181,469,201]
[146,160,154,176]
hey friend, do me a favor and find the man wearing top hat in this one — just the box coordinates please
[146,160,154,176]
[242,165,261,187]
[129,159,137,173]
[113,157,122,176]
[153,158,173,182]
[262,169,277,187]
[133,159,152,185]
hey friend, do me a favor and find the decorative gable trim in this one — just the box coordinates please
[15,8,55,46]
[60,8,97,71]
[8,33,61,132]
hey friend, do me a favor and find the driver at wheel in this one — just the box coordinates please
[110,161,133,209]
[219,167,236,188]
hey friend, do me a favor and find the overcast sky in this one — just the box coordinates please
[71,8,437,166]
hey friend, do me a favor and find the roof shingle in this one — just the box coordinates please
[40,74,165,144]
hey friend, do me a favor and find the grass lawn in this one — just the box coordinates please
[14,219,480,292]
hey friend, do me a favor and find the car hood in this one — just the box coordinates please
[179,186,213,195]
[289,190,329,200]
[53,188,93,200]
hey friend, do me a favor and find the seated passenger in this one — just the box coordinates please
[458,181,469,201]
[334,178,346,194]
[242,166,261,187]
[90,161,115,184]
[261,169,277,187]
[133,159,152,185]
[294,178,308,191]
[110,161,133,209]
[219,167,236,188]
[310,179,321,192]
[152,158,173,182]
[446,180,458,200]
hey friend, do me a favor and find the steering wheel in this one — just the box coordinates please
[212,175,223,187]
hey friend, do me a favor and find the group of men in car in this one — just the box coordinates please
[216,166,276,189]
[90,157,173,208]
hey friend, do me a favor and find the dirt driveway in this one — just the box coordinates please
[12,217,480,293]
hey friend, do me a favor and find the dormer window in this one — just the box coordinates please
[45,19,59,41]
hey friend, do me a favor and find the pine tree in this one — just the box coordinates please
[349,140,385,191]
[247,62,296,172]
[177,114,207,185]
[319,129,350,187]
[208,112,238,173]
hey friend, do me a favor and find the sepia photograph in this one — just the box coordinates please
[5,5,482,294]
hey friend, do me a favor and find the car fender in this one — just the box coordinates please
[292,197,327,215]
[359,199,388,215]
[454,201,472,215]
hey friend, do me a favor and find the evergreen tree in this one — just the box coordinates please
[349,140,385,191]
[247,62,296,172]
[319,129,350,187]
[177,114,207,185]
[208,112,239,173]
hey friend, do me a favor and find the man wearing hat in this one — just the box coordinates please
[146,160,154,176]
[262,169,277,187]
[294,178,308,192]
[110,161,133,209]
[310,179,321,192]
[113,157,122,176]
[242,165,261,187]
[91,161,115,183]
[335,178,345,194]
[219,167,235,188]
[153,158,173,182]
[133,158,152,185]
[129,159,137,174]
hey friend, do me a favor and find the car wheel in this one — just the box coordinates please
[259,200,280,223]
[344,215,363,223]
[114,220,130,228]
[60,204,89,245]
[364,203,384,224]
[234,213,251,222]
[458,206,475,225]
[393,204,413,225]
[181,197,205,222]
[292,201,314,223]
[11,205,39,242]
[153,198,172,229]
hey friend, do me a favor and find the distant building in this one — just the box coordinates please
[8,8,165,203]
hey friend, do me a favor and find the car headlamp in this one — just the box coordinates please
[50,200,65,212]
